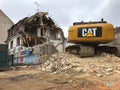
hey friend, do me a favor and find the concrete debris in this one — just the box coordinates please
[116,65,120,70]
[105,68,113,72]
[73,67,83,72]
[115,70,120,74]
[96,74,102,77]
[39,52,120,77]
[40,53,74,72]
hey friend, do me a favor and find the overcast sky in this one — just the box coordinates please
[0,0,120,37]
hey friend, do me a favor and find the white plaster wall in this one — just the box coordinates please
[8,35,22,54]
[37,28,41,37]
[50,40,65,52]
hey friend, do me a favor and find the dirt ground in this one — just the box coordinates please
[0,53,120,90]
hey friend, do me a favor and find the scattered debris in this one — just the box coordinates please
[96,73,102,77]
[0,52,120,90]
[39,52,120,78]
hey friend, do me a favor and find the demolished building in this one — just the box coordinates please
[6,12,65,65]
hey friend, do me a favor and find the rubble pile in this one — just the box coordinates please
[10,52,120,78]
[40,53,74,72]
[40,52,120,77]
[3,53,120,90]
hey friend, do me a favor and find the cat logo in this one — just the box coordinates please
[82,28,97,37]
[78,27,102,38]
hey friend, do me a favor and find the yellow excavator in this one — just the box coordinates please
[66,19,120,57]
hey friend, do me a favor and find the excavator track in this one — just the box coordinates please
[66,45,95,57]
[66,45,120,57]
[95,45,120,57]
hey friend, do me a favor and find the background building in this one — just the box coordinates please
[0,9,13,44]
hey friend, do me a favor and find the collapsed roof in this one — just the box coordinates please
[6,12,65,47]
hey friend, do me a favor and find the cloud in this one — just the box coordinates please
[39,0,109,36]
[41,0,104,23]
[0,0,3,3]
[0,0,120,37]
[39,0,106,34]
[86,0,110,21]
[99,0,120,26]
[0,0,37,23]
